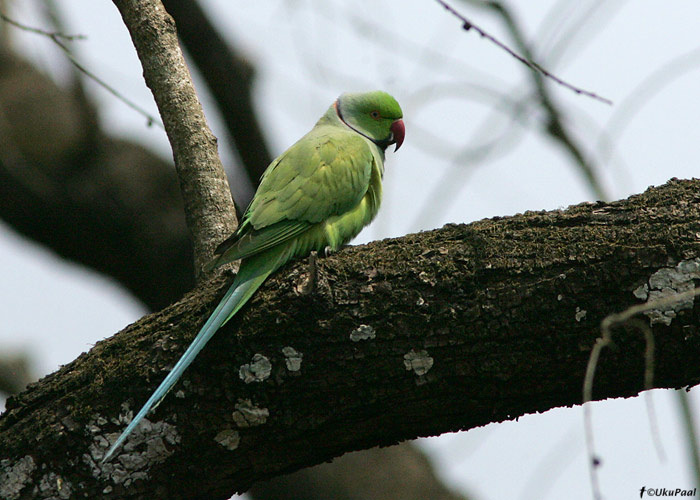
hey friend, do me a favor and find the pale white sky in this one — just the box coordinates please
[2,1,700,499]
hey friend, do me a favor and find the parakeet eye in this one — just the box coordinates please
[370,110,381,120]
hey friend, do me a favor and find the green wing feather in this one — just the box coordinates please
[249,130,372,225]
[208,126,376,269]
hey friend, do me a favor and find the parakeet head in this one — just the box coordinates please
[336,91,405,151]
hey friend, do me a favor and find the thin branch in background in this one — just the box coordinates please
[677,389,700,492]
[316,1,501,86]
[538,0,627,70]
[0,11,84,40]
[0,12,163,129]
[38,0,119,150]
[404,82,519,159]
[0,0,8,46]
[597,47,700,168]
[534,0,581,56]
[560,104,633,194]
[409,86,531,231]
[583,288,700,500]
[433,0,612,105]
[642,328,667,464]
[532,0,632,193]
[517,424,580,500]
[481,1,609,201]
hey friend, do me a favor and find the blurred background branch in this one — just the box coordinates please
[0,352,32,396]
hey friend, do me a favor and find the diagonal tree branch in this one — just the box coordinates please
[112,0,237,277]
[1,178,699,499]
[161,0,273,194]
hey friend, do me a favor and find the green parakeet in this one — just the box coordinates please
[102,90,404,463]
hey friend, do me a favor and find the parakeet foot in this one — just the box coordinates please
[322,244,350,258]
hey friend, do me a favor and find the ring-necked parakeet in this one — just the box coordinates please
[102,90,404,463]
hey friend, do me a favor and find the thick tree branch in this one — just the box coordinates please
[1,178,699,499]
[111,0,237,276]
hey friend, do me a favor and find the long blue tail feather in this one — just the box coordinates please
[101,262,273,463]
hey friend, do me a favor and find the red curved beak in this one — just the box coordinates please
[390,119,405,151]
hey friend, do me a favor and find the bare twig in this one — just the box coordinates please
[0,12,84,40]
[433,0,612,105]
[483,1,609,201]
[583,288,700,500]
[408,83,531,231]
[677,389,700,492]
[57,38,164,129]
[538,0,626,70]
[0,12,163,129]
[597,47,700,167]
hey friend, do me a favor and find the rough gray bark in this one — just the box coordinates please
[1,178,699,499]
[161,0,273,194]
[112,0,237,277]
